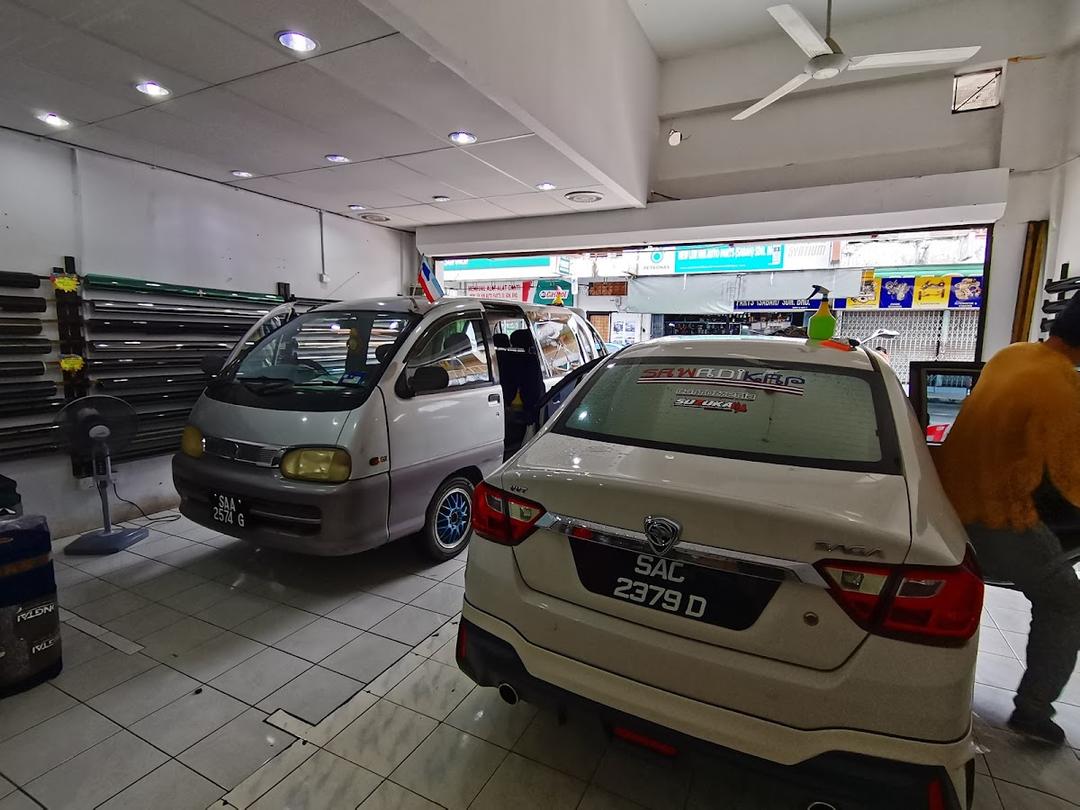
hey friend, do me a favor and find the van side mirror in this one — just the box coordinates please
[408,365,450,395]
[200,353,226,376]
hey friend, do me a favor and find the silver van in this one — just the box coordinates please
[172,297,605,558]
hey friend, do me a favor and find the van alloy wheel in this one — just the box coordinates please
[435,486,472,550]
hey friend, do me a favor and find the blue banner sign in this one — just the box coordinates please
[675,244,785,274]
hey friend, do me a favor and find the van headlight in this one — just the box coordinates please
[180,425,204,459]
[280,448,351,483]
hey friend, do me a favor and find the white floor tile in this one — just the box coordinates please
[357,780,442,810]
[99,557,174,588]
[221,739,315,809]
[328,699,438,777]
[322,633,411,683]
[0,791,43,809]
[445,686,537,748]
[24,731,167,810]
[977,653,1026,692]
[513,709,609,781]
[210,648,312,704]
[196,591,276,629]
[444,567,466,588]
[994,779,1079,809]
[591,742,693,810]
[365,653,426,697]
[370,605,447,646]
[97,760,224,809]
[130,686,248,755]
[981,626,1020,659]
[992,608,1032,635]
[385,659,474,721]
[0,776,11,800]
[179,708,295,790]
[130,531,193,560]
[365,574,436,603]
[56,577,120,608]
[409,582,464,617]
[274,617,362,663]
[139,616,224,661]
[411,617,460,658]
[257,666,362,724]
[471,752,586,810]
[577,785,648,810]
[250,750,381,809]
[88,664,199,725]
[130,568,207,599]
[981,724,1080,805]
[973,774,1003,810]
[168,631,266,682]
[102,603,185,640]
[51,650,158,701]
[0,684,78,743]
[326,592,402,630]
[0,704,120,784]
[390,724,505,810]
[233,604,319,645]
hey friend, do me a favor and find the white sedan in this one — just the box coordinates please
[456,335,982,810]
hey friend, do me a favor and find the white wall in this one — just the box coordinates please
[0,128,414,537]
[361,0,659,207]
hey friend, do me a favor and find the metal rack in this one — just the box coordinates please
[0,267,65,459]
[1041,263,1077,334]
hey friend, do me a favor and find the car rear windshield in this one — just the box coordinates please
[553,356,900,474]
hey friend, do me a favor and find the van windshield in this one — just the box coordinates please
[206,310,418,412]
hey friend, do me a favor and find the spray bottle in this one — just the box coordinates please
[807,285,837,341]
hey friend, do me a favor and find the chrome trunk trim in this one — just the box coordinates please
[535,512,828,588]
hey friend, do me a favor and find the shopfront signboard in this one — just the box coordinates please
[463,278,574,307]
[733,299,807,311]
[674,243,785,274]
[444,255,553,272]
[833,273,982,310]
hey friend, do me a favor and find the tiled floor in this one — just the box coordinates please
[2,511,1079,808]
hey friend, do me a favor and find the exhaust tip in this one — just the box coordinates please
[497,683,519,705]
[806,803,838,810]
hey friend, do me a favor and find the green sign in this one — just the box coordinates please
[531,279,573,306]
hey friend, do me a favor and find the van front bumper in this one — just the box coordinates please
[172,453,388,556]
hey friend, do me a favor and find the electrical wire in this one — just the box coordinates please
[111,480,181,524]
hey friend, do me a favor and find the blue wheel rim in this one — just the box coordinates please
[435,487,471,549]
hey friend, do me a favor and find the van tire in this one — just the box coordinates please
[418,476,475,561]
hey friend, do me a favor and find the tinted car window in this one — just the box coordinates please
[554,357,899,473]
[529,313,585,377]
[408,316,492,388]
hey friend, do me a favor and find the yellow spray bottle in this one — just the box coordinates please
[807,285,837,341]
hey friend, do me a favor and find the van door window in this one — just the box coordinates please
[408,316,492,389]
[530,315,585,377]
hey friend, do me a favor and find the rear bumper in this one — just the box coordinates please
[172,453,388,555]
[458,609,971,809]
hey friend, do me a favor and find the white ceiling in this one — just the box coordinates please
[0,0,625,229]
[627,0,955,58]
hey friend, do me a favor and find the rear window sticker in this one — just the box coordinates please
[639,367,805,396]
[673,396,749,413]
[676,388,757,401]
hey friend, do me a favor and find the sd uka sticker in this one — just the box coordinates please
[673,397,749,413]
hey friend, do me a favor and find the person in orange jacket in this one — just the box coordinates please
[936,293,1080,744]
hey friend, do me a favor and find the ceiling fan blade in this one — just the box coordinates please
[848,46,981,70]
[732,73,813,121]
[767,5,831,58]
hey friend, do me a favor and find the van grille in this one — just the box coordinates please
[203,435,283,467]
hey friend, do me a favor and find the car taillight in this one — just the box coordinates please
[816,547,983,646]
[472,481,545,546]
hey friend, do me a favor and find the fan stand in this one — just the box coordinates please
[63,429,148,556]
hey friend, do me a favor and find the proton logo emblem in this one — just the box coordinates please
[643,516,681,557]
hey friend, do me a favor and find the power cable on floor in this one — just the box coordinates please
[110,480,181,524]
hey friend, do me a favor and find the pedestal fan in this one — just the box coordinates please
[54,395,148,555]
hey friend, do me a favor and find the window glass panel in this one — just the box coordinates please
[409,317,492,388]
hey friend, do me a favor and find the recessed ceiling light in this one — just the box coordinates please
[361,213,390,223]
[448,130,477,145]
[36,112,69,128]
[135,81,170,98]
[325,154,350,163]
[432,195,451,203]
[536,182,556,191]
[348,204,366,211]
[230,170,254,178]
[564,190,605,203]
[277,31,318,53]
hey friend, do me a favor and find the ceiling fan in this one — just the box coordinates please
[733,0,981,120]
